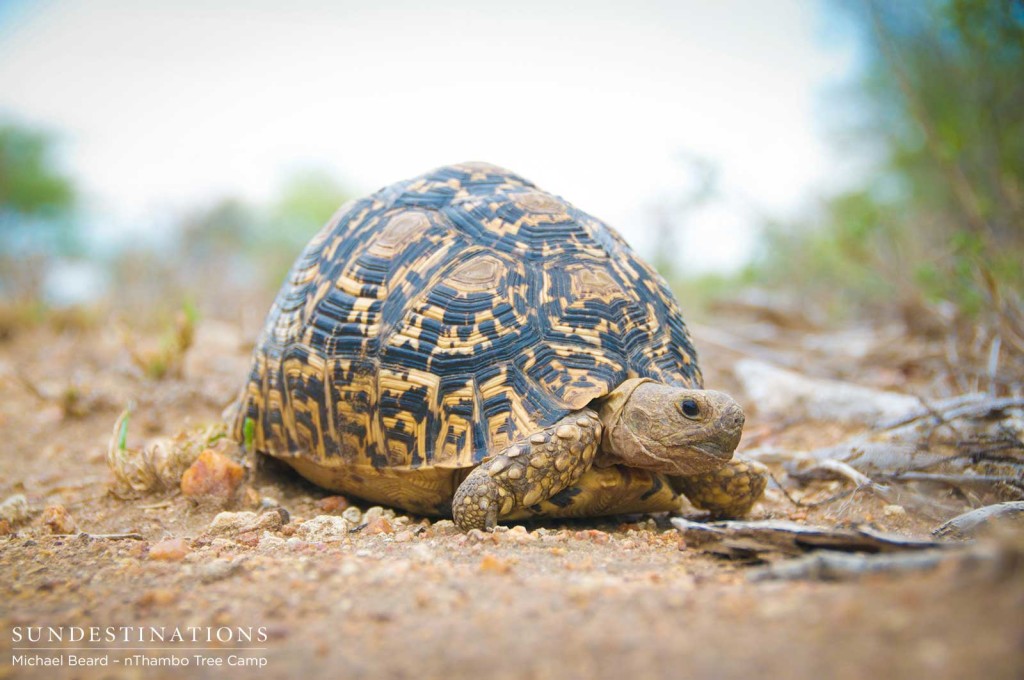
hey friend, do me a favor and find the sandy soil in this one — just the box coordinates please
[0,317,1022,680]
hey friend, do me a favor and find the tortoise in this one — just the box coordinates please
[232,162,766,531]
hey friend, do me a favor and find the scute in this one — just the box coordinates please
[234,163,701,484]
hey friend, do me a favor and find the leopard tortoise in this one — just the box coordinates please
[233,162,766,531]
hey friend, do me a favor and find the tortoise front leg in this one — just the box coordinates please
[452,409,602,531]
[669,457,768,519]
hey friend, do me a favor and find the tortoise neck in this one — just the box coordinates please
[594,378,654,465]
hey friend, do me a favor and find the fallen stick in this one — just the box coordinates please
[747,549,952,581]
[876,472,1024,490]
[932,501,1024,540]
[671,517,945,558]
[876,396,1024,431]
[48,532,145,541]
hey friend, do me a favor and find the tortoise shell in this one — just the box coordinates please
[234,162,701,484]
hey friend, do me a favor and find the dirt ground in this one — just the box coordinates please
[0,314,1022,680]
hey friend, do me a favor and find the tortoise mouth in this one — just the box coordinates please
[700,427,743,459]
[693,439,738,463]
[618,439,736,477]
[653,446,735,476]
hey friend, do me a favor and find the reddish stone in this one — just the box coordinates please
[180,450,244,500]
[316,495,351,513]
[363,516,393,535]
[149,537,191,561]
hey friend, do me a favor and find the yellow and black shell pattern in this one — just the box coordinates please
[234,162,701,479]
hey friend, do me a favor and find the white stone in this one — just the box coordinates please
[206,510,282,536]
[297,515,350,542]
[735,359,920,424]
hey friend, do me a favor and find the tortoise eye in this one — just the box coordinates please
[680,399,701,419]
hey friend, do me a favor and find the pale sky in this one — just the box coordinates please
[0,0,857,272]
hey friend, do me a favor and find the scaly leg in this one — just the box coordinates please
[452,409,602,531]
[669,457,768,519]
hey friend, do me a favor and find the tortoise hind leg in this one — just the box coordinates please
[452,409,602,531]
[669,458,768,519]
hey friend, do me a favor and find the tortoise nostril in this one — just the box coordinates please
[728,408,745,429]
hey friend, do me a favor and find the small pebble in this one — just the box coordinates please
[316,495,351,513]
[206,510,282,537]
[430,519,458,536]
[149,537,191,561]
[467,528,497,543]
[884,504,907,517]
[197,558,242,584]
[42,504,77,534]
[341,506,362,524]
[272,506,291,525]
[503,525,538,544]
[574,529,610,544]
[364,516,394,535]
[258,532,287,552]
[297,515,350,542]
[362,506,395,523]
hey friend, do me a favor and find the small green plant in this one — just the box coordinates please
[243,417,255,452]
[122,300,198,380]
[117,407,131,451]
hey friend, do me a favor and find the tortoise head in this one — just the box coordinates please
[597,379,744,476]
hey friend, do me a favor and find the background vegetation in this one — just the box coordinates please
[751,0,1022,338]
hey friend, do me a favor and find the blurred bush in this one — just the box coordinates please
[0,124,75,220]
[750,0,1023,341]
[0,122,79,299]
[0,119,351,333]
[125,168,352,322]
